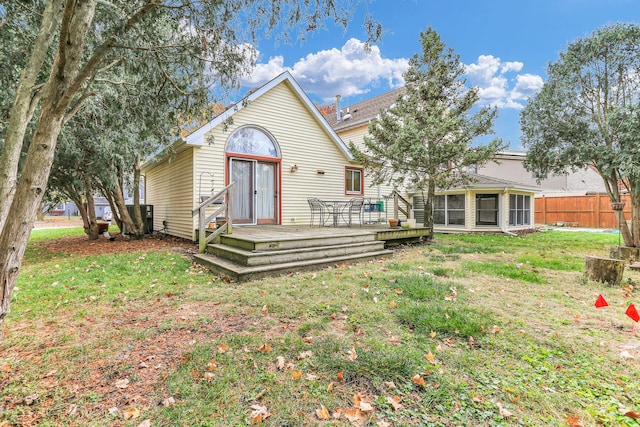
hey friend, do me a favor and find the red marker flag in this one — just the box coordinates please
[626,304,640,322]
[594,294,608,308]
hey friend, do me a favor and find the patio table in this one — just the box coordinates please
[322,200,350,227]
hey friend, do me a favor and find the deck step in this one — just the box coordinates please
[208,240,386,266]
[193,249,394,282]
[219,231,377,251]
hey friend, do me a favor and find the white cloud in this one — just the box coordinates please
[464,55,543,109]
[241,43,543,110]
[240,38,408,101]
[511,73,544,99]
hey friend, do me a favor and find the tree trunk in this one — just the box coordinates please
[602,173,634,247]
[629,181,640,248]
[0,109,64,328]
[112,180,143,239]
[131,157,145,236]
[609,245,640,263]
[105,192,122,232]
[0,0,99,329]
[421,180,435,241]
[72,194,90,234]
[83,179,100,240]
[0,0,64,235]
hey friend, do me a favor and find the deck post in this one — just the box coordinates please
[227,186,233,235]
[199,208,206,253]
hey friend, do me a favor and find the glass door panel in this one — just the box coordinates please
[256,162,277,224]
[230,158,254,224]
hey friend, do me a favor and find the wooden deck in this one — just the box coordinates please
[194,224,431,281]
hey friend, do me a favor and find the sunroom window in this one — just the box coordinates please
[509,194,531,226]
[434,194,465,226]
[475,194,499,226]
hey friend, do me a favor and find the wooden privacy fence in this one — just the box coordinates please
[535,193,631,228]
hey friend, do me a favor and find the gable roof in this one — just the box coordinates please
[184,71,354,160]
[327,87,406,132]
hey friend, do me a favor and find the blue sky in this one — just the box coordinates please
[236,0,640,149]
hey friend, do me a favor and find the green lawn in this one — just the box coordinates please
[1,229,639,426]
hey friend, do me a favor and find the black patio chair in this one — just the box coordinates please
[308,198,333,227]
[340,197,365,227]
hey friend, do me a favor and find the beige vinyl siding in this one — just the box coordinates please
[194,81,389,225]
[145,146,195,240]
[339,126,370,151]
[336,123,398,220]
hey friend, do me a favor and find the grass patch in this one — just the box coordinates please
[462,260,547,283]
[2,229,639,427]
[392,274,492,339]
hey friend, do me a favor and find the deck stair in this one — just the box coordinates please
[193,229,394,281]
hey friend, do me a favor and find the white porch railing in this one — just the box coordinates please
[192,182,234,253]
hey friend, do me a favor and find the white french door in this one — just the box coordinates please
[229,158,278,225]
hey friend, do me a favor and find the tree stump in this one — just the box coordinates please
[585,256,625,286]
[609,246,640,263]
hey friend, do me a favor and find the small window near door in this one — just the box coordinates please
[345,167,363,195]
[475,194,499,226]
[509,194,531,226]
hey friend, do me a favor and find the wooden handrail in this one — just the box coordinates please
[192,182,235,253]
[392,190,413,219]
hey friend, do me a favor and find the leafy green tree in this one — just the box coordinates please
[0,0,382,329]
[350,28,503,238]
[520,23,640,247]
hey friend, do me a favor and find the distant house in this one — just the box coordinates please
[142,72,396,240]
[327,88,539,233]
[478,150,606,196]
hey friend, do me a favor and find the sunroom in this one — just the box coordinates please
[411,174,539,233]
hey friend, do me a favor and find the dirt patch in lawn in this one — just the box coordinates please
[1,295,284,426]
[33,232,197,257]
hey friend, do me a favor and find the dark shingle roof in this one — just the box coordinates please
[327,87,406,131]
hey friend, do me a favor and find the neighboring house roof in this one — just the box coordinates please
[327,87,405,132]
[184,71,354,160]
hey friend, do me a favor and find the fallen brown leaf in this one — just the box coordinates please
[625,410,640,419]
[566,414,584,427]
[257,343,272,353]
[497,402,513,418]
[344,408,366,424]
[386,395,402,411]
[316,404,331,420]
[115,378,130,389]
[425,351,437,365]
[346,347,358,361]
[411,374,426,387]
[123,407,140,420]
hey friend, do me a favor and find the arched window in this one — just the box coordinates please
[226,127,280,158]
